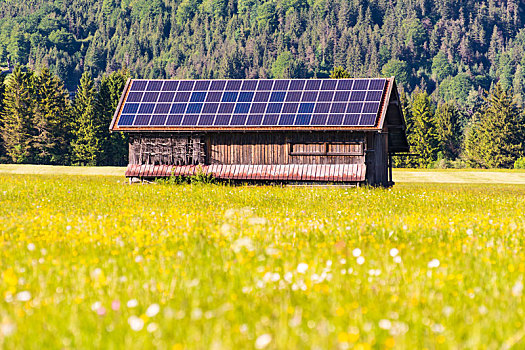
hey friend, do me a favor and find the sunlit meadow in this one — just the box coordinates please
[1,174,525,349]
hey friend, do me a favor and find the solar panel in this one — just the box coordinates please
[115,78,387,129]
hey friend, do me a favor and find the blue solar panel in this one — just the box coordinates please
[139,104,155,114]
[206,92,222,102]
[314,103,330,113]
[134,115,151,125]
[222,92,238,102]
[349,91,366,101]
[298,103,314,114]
[171,103,187,114]
[174,92,191,102]
[359,114,377,126]
[295,114,311,125]
[369,79,385,90]
[289,80,305,90]
[122,103,139,114]
[202,103,219,113]
[363,102,380,113]
[305,80,321,90]
[167,114,183,125]
[116,78,387,128]
[257,80,274,90]
[231,115,247,125]
[286,91,302,102]
[246,114,263,125]
[343,114,360,125]
[154,104,171,114]
[282,103,298,114]
[267,103,283,114]
[274,80,290,90]
[178,81,194,91]
[130,81,147,91]
[337,80,353,90]
[321,80,337,90]
[234,103,251,114]
[254,91,270,102]
[210,80,226,90]
[334,91,350,102]
[194,80,210,91]
[331,103,347,114]
[238,92,254,102]
[199,114,215,125]
[279,114,295,125]
[327,114,344,125]
[318,91,334,102]
[186,103,203,114]
[250,103,267,114]
[127,92,143,102]
[150,115,167,125]
[226,80,242,91]
[158,92,175,103]
[347,103,363,114]
[143,92,159,102]
[182,115,198,125]
[270,91,286,102]
[147,81,164,91]
[162,81,179,91]
[190,92,206,102]
[118,114,135,126]
[215,115,231,125]
[302,92,318,102]
[241,80,258,91]
[218,103,234,114]
[263,114,279,125]
[353,79,369,90]
[311,114,327,125]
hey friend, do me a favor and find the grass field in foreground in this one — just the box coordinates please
[1,175,525,349]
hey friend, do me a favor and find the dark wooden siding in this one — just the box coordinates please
[207,132,366,165]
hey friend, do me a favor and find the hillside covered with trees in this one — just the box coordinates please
[0,0,524,168]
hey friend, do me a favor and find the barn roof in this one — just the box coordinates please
[110,77,409,152]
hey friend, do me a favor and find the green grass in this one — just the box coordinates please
[1,164,525,184]
[0,174,525,349]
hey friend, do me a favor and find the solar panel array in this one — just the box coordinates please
[115,79,387,128]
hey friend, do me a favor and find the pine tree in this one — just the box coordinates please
[0,66,35,163]
[95,69,129,166]
[70,71,100,166]
[33,67,71,165]
[464,83,525,168]
[329,66,351,79]
[435,102,462,160]
[410,90,439,167]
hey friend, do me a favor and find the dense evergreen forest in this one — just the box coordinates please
[0,0,524,168]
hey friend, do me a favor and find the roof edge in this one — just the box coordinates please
[378,77,395,130]
[109,78,132,132]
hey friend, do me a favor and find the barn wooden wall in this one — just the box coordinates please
[128,134,205,165]
[127,131,393,185]
[206,132,366,165]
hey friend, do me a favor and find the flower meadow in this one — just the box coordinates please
[1,175,525,349]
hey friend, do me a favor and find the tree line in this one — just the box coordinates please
[0,65,523,168]
[0,66,128,166]
[398,83,525,168]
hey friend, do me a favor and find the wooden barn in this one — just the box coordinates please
[109,78,409,186]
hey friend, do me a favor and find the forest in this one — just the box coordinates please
[0,0,524,167]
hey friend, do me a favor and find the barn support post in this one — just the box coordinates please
[388,152,394,186]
